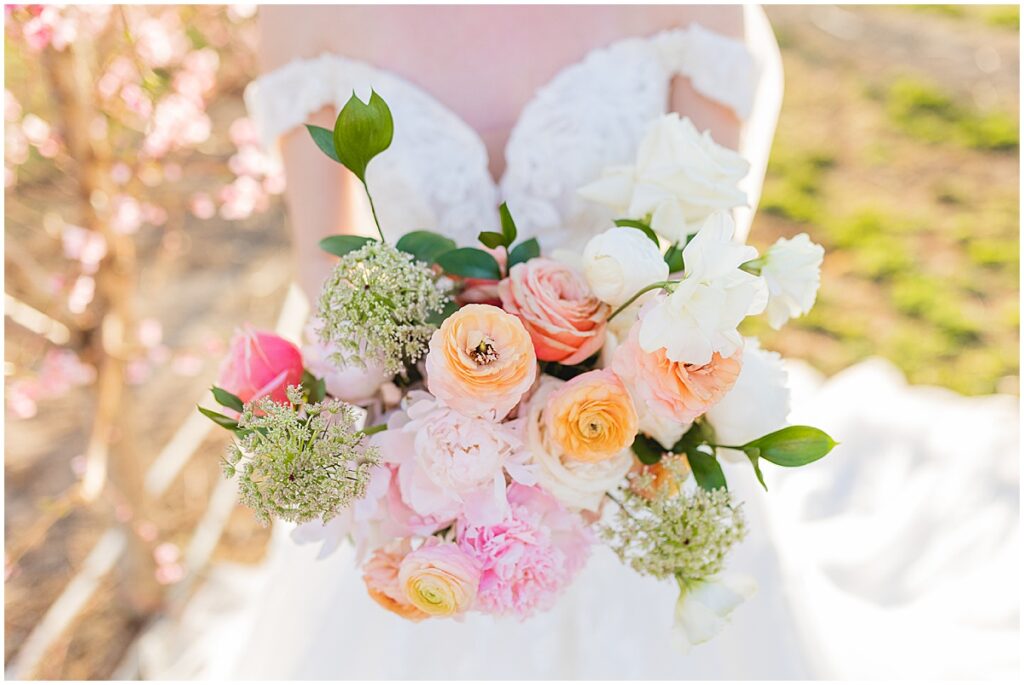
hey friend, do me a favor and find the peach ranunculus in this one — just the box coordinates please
[425,304,537,420]
[498,258,609,365]
[398,540,481,617]
[545,369,639,463]
[216,326,304,404]
[362,539,429,621]
[612,321,742,425]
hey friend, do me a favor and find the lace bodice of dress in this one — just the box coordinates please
[245,24,757,252]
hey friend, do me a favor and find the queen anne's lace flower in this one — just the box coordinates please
[601,483,746,581]
[317,241,450,375]
[223,386,379,525]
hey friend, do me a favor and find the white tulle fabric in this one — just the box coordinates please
[244,24,756,252]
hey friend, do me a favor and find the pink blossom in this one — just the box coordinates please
[189,192,216,219]
[216,327,304,404]
[373,391,536,526]
[457,483,592,618]
[60,224,107,274]
[109,195,143,234]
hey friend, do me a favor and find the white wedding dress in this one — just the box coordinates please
[139,9,1019,680]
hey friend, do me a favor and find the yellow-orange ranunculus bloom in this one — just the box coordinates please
[425,304,537,420]
[398,541,480,617]
[362,540,429,622]
[545,369,639,463]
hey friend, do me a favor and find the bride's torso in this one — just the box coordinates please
[258,4,744,177]
[250,6,765,252]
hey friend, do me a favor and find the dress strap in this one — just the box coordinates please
[651,24,758,120]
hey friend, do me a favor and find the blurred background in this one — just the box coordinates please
[3,4,1019,679]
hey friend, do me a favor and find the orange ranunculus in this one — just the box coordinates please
[362,540,429,622]
[544,369,639,463]
[425,304,537,420]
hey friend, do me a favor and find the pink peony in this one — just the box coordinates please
[498,258,609,365]
[373,391,535,526]
[457,483,593,619]
[612,321,741,424]
[216,327,304,405]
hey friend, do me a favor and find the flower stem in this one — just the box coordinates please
[362,181,386,242]
[607,280,678,322]
[360,422,387,436]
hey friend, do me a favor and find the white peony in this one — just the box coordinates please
[525,377,633,512]
[673,573,757,653]
[578,114,750,242]
[760,233,825,329]
[581,226,670,307]
[638,213,767,366]
[705,339,790,461]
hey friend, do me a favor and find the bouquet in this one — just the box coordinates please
[199,92,835,649]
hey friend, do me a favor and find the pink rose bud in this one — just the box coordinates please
[217,327,304,405]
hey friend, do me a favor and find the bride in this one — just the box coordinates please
[143,5,1019,679]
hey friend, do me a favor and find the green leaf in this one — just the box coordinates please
[395,230,457,265]
[742,425,838,467]
[632,433,666,466]
[436,247,502,280]
[477,231,508,249]
[211,386,244,413]
[685,447,728,491]
[615,218,660,246]
[305,124,341,163]
[499,202,518,244]
[745,448,768,491]
[507,238,540,269]
[319,234,374,257]
[332,90,394,182]
[301,370,326,403]
[426,298,459,326]
[198,405,239,431]
[664,243,684,273]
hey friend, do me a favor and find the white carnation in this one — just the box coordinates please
[578,114,750,242]
[582,226,670,306]
[638,213,767,366]
[761,233,825,329]
[525,377,632,512]
[705,339,790,460]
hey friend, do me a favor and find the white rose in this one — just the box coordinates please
[705,339,790,461]
[760,233,825,329]
[673,573,757,653]
[582,226,670,306]
[525,377,633,512]
[578,114,750,242]
[638,213,767,366]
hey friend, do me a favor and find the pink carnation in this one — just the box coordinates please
[457,484,592,619]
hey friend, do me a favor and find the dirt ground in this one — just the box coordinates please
[4,5,1019,679]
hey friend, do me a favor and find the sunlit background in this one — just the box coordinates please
[3,4,1019,679]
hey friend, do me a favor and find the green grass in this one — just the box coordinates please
[885,76,1018,151]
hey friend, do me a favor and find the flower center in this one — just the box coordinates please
[470,337,499,365]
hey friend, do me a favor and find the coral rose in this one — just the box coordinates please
[425,304,537,420]
[498,258,609,365]
[545,369,638,463]
[398,540,480,617]
[613,321,741,424]
[362,540,429,621]
[217,326,304,404]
